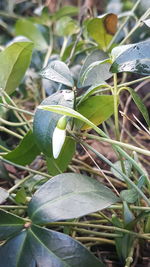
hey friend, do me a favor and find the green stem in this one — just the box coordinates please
[0,103,34,116]
[118,76,150,88]
[73,227,121,238]
[46,222,150,240]
[75,237,115,245]
[0,117,33,127]
[0,145,10,152]
[113,73,120,140]
[0,205,27,209]
[0,126,23,139]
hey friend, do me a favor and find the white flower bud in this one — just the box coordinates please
[52,116,67,159]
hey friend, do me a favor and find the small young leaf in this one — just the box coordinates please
[55,16,79,36]
[110,40,150,75]
[15,187,27,204]
[0,42,33,95]
[4,131,40,166]
[40,60,74,87]
[15,19,48,51]
[0,209,25,241]
[77,95,114,130]
[28,173,119,224]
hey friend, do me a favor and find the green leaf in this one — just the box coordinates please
[15,187,27,204]
[78,49,112,88]
[143,19,150,28]
[0,225,104,267]
[0,230,35,267]
[54,5,79,19]
[40,60,74,87]
[55,16,79,36]
[87,13,118,50]
[33,90,74,157]
[0,209,25,241]
[127,87,150,127]
[111,160,132,181]
[28,173,119,224]
[15,19,48,51]
[78,83,107,104]
[0,188,9,204]
[4,131,40,165]
[46,137,76,176]
[77,95,114,130]
[0,42,33,95]
[123,201,135,225]
[110,41,150,75]
[79,59,112,87]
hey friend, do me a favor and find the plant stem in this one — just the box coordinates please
[0,117,33,127]
[75,237,115,245]
[73,132,150,157]
[0,205,27,209]
[46,222,150,240]
[0,103,34,116]
[0,126,23,139]
[118,76,150,88]
[0,145,10,152]
[113,73,120,140]
[72,227,120,238]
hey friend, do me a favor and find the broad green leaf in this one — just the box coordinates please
[78,49,111,88]
[28,173,119,224]
[0,209,25,241]
[0,42,33,95]
[110,41,150,75]
[40,60,74,87]
[33,90,74,157]
[78,83,107,104]
[46,137,76,176]
[79,59,112,87]
[0,230,35,267]
[4,131,40,165]
[77,95,114,130]
[55,16,79,36]
[0,188,9,204]
[87,13,118,50]
[0,225,104,267]
[127,87,150,127]
[111,160,132,181]
[15,19,48,51]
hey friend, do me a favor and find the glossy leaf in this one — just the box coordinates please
[28,173,119,224]
[77,95,114,130]
[0,230,35,267]
[78,49,111,88]
[33,90,74,157]
[110,41,150,75]
[79,59,112,87]
[78,83,107,104]
[0,188,9,204]
[0,42,33,95]
[0,225,104,267]
[4,131,40,166]
[127,87,150,127]
[46,137,76,176]
[15,19,48,51]
[55,16,79,36]
[39,60,74,87]
[0,209,25,241]
[87,13,118,50]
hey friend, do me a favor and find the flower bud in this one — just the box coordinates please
[52,116,67,159]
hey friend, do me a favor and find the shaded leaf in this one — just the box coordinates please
[111,160,132,181]
[28,173,119,224]
[4,131,40,166]
[77,95,114,130]
[15,19,48,51]
[15,187,27,204]
[40,60,74,87]
[127,87,150,127]
[0,209,25,241]
[78,83,107,104]
[33,90,74,157]
[110,41,150,75]
[0,42,33,95]
[46,137,76,176]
